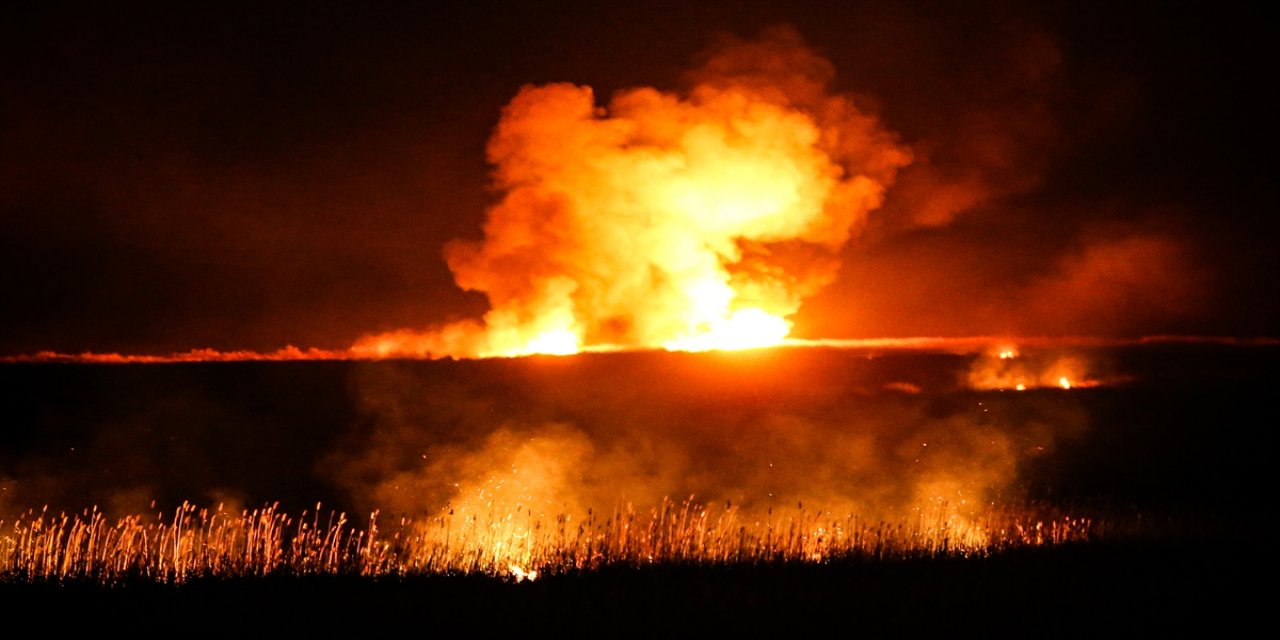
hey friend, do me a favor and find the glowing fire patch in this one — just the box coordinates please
[663,308,792,352]
[967,343,1098,391]
[508,564,539,582]
[510,329,581,357]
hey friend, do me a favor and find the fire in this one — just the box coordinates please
[0,500,1099,583]
[967,343,1099,390]
[7,335,1252,365]
[663,307,791,352]
[514,328,580,357]
[508,564,539,582]
[354,27,910,359]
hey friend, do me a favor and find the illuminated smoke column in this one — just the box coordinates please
[321,350,1098,568]
[355,28,909,358]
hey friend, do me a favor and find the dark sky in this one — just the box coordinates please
[2,0,1275,354]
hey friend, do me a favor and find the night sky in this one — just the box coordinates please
[3,0,1275,355]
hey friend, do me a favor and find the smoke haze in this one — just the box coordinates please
[325,351,1091,532]
[2,2,1272,356]
[355,27,909,357]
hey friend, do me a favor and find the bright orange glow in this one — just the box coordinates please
[6,335,1270,364]
[508,564,539,582]
[508,328,581,357]
[352,28,911,360]
[663,308,791,352]
[967,343,1102,391]
[0,500,1098,582]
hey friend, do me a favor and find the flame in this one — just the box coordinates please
[966,343,1100,390]
[354,27,910,359]
[9,335,1266,364]
[508,564,539,582]
[663,307,791,352]
[522,330,579,356]
[0,500,1099,583]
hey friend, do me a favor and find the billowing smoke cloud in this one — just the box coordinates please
[326,351,1092,552]
[1019,228,1211,335]
[354,27,909,358]
[876,23,1064,230]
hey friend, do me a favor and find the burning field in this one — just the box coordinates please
[2,3,1274,630]
[2,346,1107,582]
[0,341,1273,629]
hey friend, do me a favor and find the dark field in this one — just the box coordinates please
[0,343,1272,629]
[0,541,1253,633]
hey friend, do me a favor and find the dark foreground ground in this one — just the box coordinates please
[0,539,1260,633]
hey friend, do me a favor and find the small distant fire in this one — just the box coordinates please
[966,343,1099,391]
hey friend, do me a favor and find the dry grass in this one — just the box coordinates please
[0,498,1102,584]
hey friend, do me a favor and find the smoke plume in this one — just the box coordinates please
[354,27,909,358]
[325,350,1092,554]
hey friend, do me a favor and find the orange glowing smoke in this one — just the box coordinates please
[354,27,910,359]
[966,343,1100,391]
